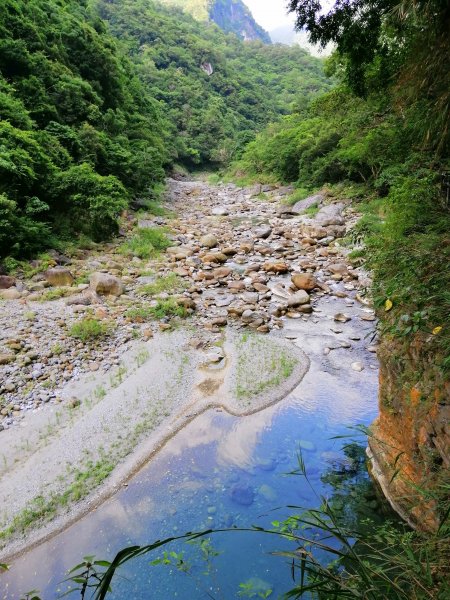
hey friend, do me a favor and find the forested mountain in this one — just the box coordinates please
[0,0,168,258]
[96,0,331,166]
[159,0,271,43]
[0,0,331,260]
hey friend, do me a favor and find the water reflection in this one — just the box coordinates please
[1,354,380,599]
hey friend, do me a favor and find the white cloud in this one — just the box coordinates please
[243,0,295,30]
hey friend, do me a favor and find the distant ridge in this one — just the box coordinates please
[159,0,271,43]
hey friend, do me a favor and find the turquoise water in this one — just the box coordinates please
[1,340,383,599]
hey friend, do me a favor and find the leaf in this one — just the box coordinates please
[385,299,393,311]
[432,326,442,335]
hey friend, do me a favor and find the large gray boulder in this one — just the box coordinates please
[315,203,345,226]
[291,193,325,215]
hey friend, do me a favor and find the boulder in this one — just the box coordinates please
[263,262,289,274]
[291,273,318,291]
[286,290,310,307]
[89,272,124,296]
[0,288,21,300]
[211,206,229,216]
[0,275,15,289]
[201,252,227,264]
[291,193,325,215]
[315,203,345,226]
[254,225,272,239]
[44,267,74,287]
[200,234,218,249]
[231,485,255,506]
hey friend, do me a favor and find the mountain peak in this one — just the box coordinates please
[159,0,271,43]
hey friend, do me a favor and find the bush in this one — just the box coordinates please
[53,164,128,241]
[138,273,186,296]
[149,298,188,319]
[69,317,111,342]
[120,228,171,259]
[0,193,53,258]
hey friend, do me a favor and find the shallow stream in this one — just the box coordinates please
[2,294,385,599]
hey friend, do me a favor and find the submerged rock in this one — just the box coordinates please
[231,485,254,506]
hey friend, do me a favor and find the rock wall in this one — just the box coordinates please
[368,336,450,531]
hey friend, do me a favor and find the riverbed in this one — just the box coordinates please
[2,288,382,598]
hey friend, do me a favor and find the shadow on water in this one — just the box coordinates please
[0,347,396,600]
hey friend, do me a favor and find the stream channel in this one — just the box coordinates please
[3,290,386,599]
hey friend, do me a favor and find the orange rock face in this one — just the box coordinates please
[369,337,450,531]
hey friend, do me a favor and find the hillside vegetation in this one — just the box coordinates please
[0,0,168,258]
[96,0,331,166]
[0,0,331,261]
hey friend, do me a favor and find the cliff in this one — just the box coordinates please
[210,0,271,43]
[368,336,450,531]
[159,0,271,43]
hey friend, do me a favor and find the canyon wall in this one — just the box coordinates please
[369,336,450,531]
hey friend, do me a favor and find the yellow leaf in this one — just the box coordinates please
[385,299,393,312]
[432,326,442,335]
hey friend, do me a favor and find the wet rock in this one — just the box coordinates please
[44,267,74,287]
[231,485,254,506]
[298,439,316,452]
[351,362,365,372]
[259,484,277,502]
[334,313,351,323]
[89,272,124,296]
[291,273,318,291]
[286,290,310,307]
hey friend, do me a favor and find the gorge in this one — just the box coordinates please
[0,0,448,597]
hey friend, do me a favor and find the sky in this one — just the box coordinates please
[243,0,295,31]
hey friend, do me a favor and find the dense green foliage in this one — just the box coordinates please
[234,0,450,365]
[0,0,169,258]
[95,0,331,166]
[0,0,331,260]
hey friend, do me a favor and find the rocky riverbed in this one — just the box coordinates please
[0,177,377,557]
